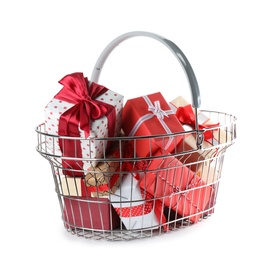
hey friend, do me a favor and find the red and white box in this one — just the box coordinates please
[122,92,185,158]
[169,96,230,172]
[139,149,214,223]
[110,174,164,230]
[44,73,124,175]
[170,96,231,153]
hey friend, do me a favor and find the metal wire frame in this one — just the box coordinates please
[36,110,236,241]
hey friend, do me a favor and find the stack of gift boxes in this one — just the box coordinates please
[44,72,229,231]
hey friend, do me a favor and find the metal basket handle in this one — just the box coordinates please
[90,31,203,147]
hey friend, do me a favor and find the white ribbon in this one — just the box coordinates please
[148,100,169,120]
[129,95,174,150]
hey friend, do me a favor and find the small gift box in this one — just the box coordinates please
[122,92,184,158]
[196,162,221,185]
[139,149,214,223]
[63,196,120,230]
[44,72,124,176]
[61,176,85,196]
[169,96,227,171]
[61,168,121,198]
[84,167,122,198]
[110,174,165,230]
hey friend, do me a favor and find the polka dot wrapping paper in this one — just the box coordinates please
[44,79,124,172]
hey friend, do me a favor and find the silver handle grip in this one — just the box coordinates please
[90,31,201,108]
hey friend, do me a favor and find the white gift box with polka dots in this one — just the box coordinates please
[110,174,160,230]
[44,89,124,171]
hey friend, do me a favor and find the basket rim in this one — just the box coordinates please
[36,109,237,141]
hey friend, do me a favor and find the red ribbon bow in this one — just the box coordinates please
[55,72,115,176]
[55,72,113,138]
[175,105,219,141]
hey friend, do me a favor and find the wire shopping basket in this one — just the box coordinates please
[35,31,237,241]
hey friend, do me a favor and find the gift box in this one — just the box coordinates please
[203,182,218,216]
[110,174,165,230]
[61,171,121,198]
[84,169,122,198]
[122,92,184,158]
[61,176,85,196]
[196,162,221,216]
[44,72,124,176]
[139,149,214,223]
[170,95,231,155]
[169,96,226,171]
[63,196,120,230]
[61,152,121,197]
[196,161,221,185]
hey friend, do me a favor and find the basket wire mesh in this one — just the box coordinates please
[36,109,236,241]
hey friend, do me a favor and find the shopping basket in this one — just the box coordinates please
[35,31,237,241]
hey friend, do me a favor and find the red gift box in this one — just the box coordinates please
[122,92,184,158]
[44,72,124,176]
[63,197,120,230]
[139,150,214,223]
[203,182,219,216]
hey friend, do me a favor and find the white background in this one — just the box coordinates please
[1,0,271,259]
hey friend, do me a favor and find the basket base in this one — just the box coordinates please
[63,212,214,241]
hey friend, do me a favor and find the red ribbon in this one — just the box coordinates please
[175,105,219,141]
[55,72,116,176]
[114,189,154,217]
[114,180,167,231]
